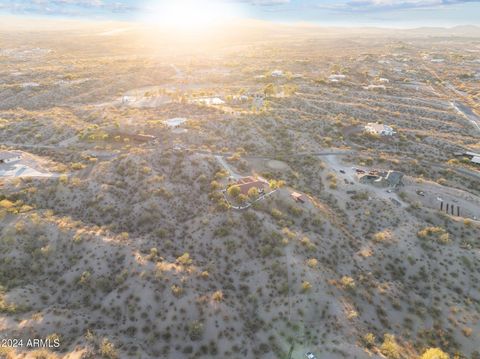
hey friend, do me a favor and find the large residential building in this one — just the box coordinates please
[358,170,404,188]
[0,152,21,164]
[233,177,270,196]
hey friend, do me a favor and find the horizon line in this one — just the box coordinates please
[0,13,479,31]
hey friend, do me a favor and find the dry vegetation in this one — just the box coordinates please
[0,19,479,359]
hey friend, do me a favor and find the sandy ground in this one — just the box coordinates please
[403,177,480,220]
[323,155,408,208]
[267,160,290,170]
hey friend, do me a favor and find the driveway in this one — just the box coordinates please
[214,155,243,180]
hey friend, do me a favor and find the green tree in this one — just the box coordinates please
[227,185,241,198]
[247,187,259,201]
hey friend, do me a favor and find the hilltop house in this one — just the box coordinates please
[165,118,187,129]
[233,177,270,196]
[328,74,346,82]
[365,123,395,136]
[0,152,21,164]
[363,85,386,91]
[271,70,284,78]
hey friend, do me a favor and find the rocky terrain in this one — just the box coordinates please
[0,19,479,359]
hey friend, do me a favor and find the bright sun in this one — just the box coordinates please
[145,0,241,31]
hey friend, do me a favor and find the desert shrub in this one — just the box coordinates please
[30,349,58,359]
[176,252,192,265]
[270,208,283,220]
[171,285,183,297]
[362,333,376,349]
[188,321,204,340]
[420,348,449,359]
[0,347,15,359]
[247,187,259,200]
[300,236,316,251]
[227,185,241,198]
[210,181,222,190]
[100,338,118,359]
[417,227,450,244]
[301,281,312,293]
[340,276,355,290]
[212,290,224,302]
[373,230,391,243]
[380,334,400,359]
[0,199,14,210]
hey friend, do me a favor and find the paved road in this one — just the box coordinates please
[452,101,480,134]
[0,142,58,150]
[196,149,353,160]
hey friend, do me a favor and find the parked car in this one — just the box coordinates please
[305,352,318,359]
[340,170,346,174]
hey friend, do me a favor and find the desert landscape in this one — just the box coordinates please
[0,13,480,359]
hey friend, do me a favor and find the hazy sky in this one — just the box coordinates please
[0,0,479,27]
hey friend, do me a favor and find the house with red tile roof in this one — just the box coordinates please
[233,176,269,196]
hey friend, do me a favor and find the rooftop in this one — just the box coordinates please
[0,151,21,161]
[165,118,187,128]
[234,177,269,196]
[365,122,394,133]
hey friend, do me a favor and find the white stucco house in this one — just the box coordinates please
[364,123,396,136]
[271,70,284,78]
[328,74,346,83]
[164,118,187,128]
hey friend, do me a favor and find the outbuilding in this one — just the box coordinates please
[291,192,305,203]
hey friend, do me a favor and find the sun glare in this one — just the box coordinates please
[143,0,241,32]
